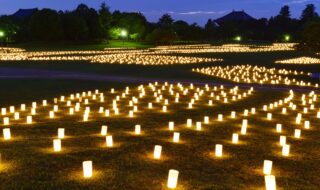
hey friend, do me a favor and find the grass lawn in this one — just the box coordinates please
[0,45,319,189]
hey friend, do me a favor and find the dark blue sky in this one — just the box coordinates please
[1,0,319,25]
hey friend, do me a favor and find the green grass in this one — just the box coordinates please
[0,45,319,189]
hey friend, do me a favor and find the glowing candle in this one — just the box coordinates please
[317,112,320,118]
[241,125,247,135]
[3,128,11,140]
[129,111,134,118]
[106,135,113,147]
[187,119,192,127]
[282,144,290,156]
[83,114,89,122]
[169,122,174,131]
[69,108,74,115]
[27,116,32,124]
[294,129,301,138]
[276,124,282,133]
[242,119,248,128]
[167,169,179,189]
[9,106,15,113]
[279,136,286,146]
[244,109,248,116]
[135,125,141,135]
[58,128,65,139]
[232,133,239,144]
[3,117,9,125]
[304,121,310,129]
[21,104,26,111]
[196,122,201,131]
[282,108,287,114]
[263,160,273,175]
[101,125,108,136]
[54,105,58,112]
[53,139,61,152]
[49,111,55,118]
[218,114,223,121]
[153,145,162,159]
[83,161,93,178]
[31,108,36,115]
[14,112,19,120]
[163,106,167,112]
[265,175,276,190]
[173,132,180,143]
[267,113,272,120]
[42,100,47,106]
[204,116,209,124]
[231,111,236,118]
[148,102,152,109]
[215,144,223,157]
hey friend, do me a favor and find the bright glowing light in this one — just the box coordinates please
[3,128,11,140]
[58,128,65,139]
[173,132,180,143]
[106,135,113,147]
[232,133,239,144]
[153,145,162,159]
[215,144,223,157]
[53,139,61,152]
[83,161,93,178]
[101,125,108,136]
[167,169,179,189]
[265,175,276,190]
[263,160,273,175]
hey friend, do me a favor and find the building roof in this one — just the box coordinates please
[12,8,38,20]
[215,10,256,24]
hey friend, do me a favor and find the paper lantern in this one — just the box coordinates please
[101,125,108,136]
[167,169,179,189]
[243,109,248,116]
[215,144,223,157]
[231,111,236,118]
[282,108,287,114]
[163,106,167,112]
[218,114,223,121]
[83,114,89,121]
[83,161,93,178]
[134,106,138,112]
[53,139,61,152]
[58,128,65,139]
[153,145,162,159]
[169,122,174,131]
[9,106,15,113]
[106,135,113,147]
[21,104,26,111]
[267,113,272,120]
[265,175,276,190]
[69,108,74,115]
[173,132,180,143]
[241,125,247,135]
[282,144,290,156]
[242,119,248,128]
[317,112,320,118]
[31,108,36,115]
[294,129,301,138]
[42,100,47,106]
[148,102,152,109]
[263,160,273,175]
[54,105,58,112]
[3,117,9,125]
[232,133,239,144]
[279,136,286,146]
[187,119,192,127]
[129,111,134,118]
[49,111,55,118]
[32,102,37,108]
[204,116,209,124]
[196,122,201,131]
[14,112,19,120]
[276,124,282,133]
[304,121,310,129]
[135,125,141,135]
[3,128,11,140]
[251,108,256,114]
[27,116,32,124]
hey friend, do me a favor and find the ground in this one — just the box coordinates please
[0,43,319,190]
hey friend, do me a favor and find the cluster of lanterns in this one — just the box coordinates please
[193,65,319,87]
[0,82,319,189]
[275,56,320,64]
[150,43,296,54]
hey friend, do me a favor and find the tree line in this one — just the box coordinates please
[0,3,319,51]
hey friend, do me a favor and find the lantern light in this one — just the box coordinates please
[53,139,61,152]
[101,125,108,136]
[232,133,239,144]
[169,122,174,131]
[173,132,180,143]
[276,124,282,133]
[294,129,301,138]
[83,161,93,178]
[282,144,290,156]
[279,136,286,146]
[153,145,162,159]
[106,135,113,147]
[58,128,65,139]
[263,160,273,175]
[187,119,192,128]
[215,144,223,157]
[3,128,11,140]
[265,175,276,190]
[196,122,201,131]
[167,169,179,189]
[135,125,141,135]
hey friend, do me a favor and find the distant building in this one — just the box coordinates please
[215,10,256,25]
[12,8,38,20]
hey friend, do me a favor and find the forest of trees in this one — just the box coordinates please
[0,3,320,51]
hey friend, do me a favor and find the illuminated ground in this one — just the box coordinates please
[0,44,319,189]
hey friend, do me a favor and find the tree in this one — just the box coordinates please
[204,19,217,40]
[99,2,112,39]
[158,14,174,29]
[299,19,320,51]
[28,9,63,41]
[278,5,291,19]
[62,12,88,41]
[300,4,318,23]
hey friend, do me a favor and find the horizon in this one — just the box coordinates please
[1,0,319,25]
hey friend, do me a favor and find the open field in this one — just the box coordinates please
[0,43,319,189]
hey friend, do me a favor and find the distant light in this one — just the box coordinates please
[284,34,290,42]
[0,31,4,37]
[121,30,127,37]
[234,36,241,42]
